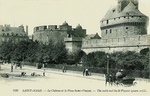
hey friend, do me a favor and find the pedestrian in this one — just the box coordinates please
[83,68,85,76]
[43,64,45,68]
[62,66,65,73]
[43,69,45,76]
[64,66,67,73]
[85,68,89,76]
[11,64,13,72]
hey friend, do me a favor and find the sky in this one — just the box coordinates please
[0,0,150,36]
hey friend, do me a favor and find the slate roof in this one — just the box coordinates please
[101,1,147,21]
[118,2,146,17]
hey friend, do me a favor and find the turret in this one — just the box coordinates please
[118,0,138,12]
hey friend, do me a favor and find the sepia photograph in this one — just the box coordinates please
[0,0,150,96]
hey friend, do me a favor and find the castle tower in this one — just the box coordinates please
[100,0,149,39]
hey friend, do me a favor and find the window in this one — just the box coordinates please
[106,30,108,34]
[107,20,109,24]
[110,29,112,33]
[126,27,128,29]
[2,33,5,36]
[114,18,116,20]
[16,34,18,36]
[124,16,126,18]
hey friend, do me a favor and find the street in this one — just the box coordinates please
[0,64,150,96]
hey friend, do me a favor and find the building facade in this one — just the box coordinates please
[82,0,150,54]
[0,24,29,45]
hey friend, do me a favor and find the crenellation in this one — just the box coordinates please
[82,35,148,50]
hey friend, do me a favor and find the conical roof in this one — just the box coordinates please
[76,24,82,29]
[118,1,146,17]
[101,6,118,21]
[62,21,68,26]
[101,1,147,21]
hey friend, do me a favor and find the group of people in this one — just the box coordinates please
[62,66,67,73]
[83,68,90,76]
[10,63,46,77]
[10,62,23,72]
[105,69,126,86]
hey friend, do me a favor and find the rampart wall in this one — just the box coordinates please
[33,30,67,44]
[82,35,149,54]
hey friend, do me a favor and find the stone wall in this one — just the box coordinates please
[33,30,68,44]
[82,35,149,54]
[64,37,82,53]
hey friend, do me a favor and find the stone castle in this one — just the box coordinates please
[82,0,150,54]
[33,22,86,53]
[0,24,29,45]
[0,0,149,55]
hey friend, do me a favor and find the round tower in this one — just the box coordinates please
[100,0,148,39]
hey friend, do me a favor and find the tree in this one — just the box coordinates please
[0,41,15,63]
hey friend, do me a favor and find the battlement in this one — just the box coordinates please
[82,35,148,48]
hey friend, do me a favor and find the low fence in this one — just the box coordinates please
[22,61,150,79]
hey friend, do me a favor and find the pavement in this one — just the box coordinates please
[0,63,149,82]
[0,63,150,96]
[0,63,105,81]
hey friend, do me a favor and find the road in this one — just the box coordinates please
[0,64,150,96]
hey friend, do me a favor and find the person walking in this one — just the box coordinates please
[11,63,13,72]
[62,66,65,73]
[43,69,45,76]
[85,68,89,76]
[83,68,85,76]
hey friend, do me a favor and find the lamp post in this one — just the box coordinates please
[107,55,109,74]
